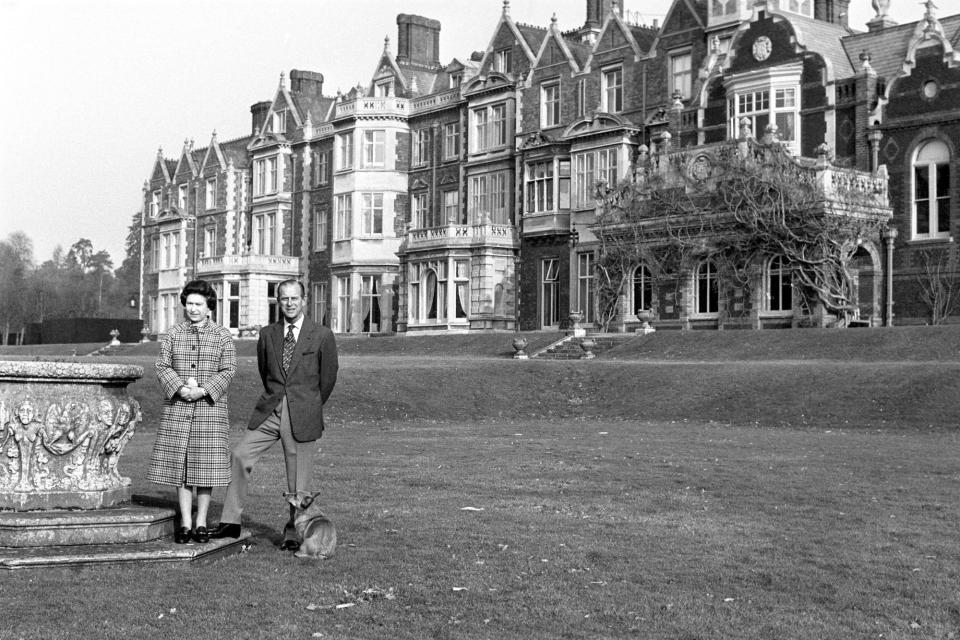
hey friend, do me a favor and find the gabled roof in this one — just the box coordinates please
[369,44,410,95]
[648,0,706,58]
[148,149,173,184]
[219,135,252,168]
[842,13,960,82]
[584,7,651,70]
[173,140,199,180]
[476,3,540,75]
[200,132,226,173]
[532,16,582,74]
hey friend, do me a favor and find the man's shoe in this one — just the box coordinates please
[280,538,300,551]
[208,522,241,539]
[193,525,210,543]
[174,527,192,544]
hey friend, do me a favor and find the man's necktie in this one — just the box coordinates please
[282,325,295,373]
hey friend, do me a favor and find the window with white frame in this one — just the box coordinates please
[912,138,951,239]
[494,48,512,74]
[577,252,595,324]
[204,227,216,257]
[695,260,719,315]
[526,161,554,213]
[443,190,461,224]
[778,0,812,18]
[336,133,354,170]
[601,66,623,113]
[449,73,462,89]
[412,192,428,228]
[360,275,381,332]
[766,255,792,312]
[336,276,351,333]
[312,282,327,325]
[363,130,385,167]
[272,109,287,134]
[253,157,279,195]
[178,184,188,211]
[313,206,327,251]
[161,231,181,269]
[711,0,738,17]
[541,82,560,128]
[226,281,239,329]
[443,122,459,159]
[314,151,329,186]
[205,178,216,210]
[454,260,469,319]
[412,129,429,166]
[669,51,692,100]
[150,236,160,271]
[375,80,393,97]
[541,258,560,328]
[252,212,276,254]
[632,264,653,314]
[150,190,160,217]
[471,103,508,152]
[573,148,618,209]
[469,172,508,224]
[335,194,352,239]
[361,193,384,235]
[729,84,799,143]
[575,78,587,118]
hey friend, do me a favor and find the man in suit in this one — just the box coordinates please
[210,279,338,551]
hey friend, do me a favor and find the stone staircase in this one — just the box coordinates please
[533,333,638,360]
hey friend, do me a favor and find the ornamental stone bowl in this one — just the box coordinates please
[0,360,143,511]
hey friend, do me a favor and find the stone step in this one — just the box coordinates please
[0,532,253,570]
[0,504,175,547]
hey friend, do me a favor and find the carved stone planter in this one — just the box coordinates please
[0,360,143,511]
[512,337,529,359]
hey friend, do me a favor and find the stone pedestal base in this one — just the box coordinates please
[0,487,131,512]
[0,504,173,547]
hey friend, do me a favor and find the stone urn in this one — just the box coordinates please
[636,310,656,334]
[580,338,596,360]
[569,311,585,337]
[140,327,151,343]
[109,328,121,346]
[512,336,529,359]
[0,360,143,511]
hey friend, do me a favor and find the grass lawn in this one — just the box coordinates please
[2,327,960,639]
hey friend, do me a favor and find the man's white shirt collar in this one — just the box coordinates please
[284,316,304,339]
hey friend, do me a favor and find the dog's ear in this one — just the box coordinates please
[299,494,315,509]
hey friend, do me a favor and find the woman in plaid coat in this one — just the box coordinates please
[147,280,236,544]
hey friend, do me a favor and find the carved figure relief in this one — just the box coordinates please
[0,395,141,493]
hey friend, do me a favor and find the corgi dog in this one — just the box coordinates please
[291,492,336,560]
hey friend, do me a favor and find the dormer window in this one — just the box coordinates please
[776,0,812,18]
[449,73,463,89]
[178,184,188,211]
[494,49,512,74]
[150,190,160,217]
[272,110,287,134]
[375,80,393,97]
[601,66,623,113]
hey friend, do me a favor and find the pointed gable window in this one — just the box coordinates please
[494,48,512,74]
[150,191,160,217]
[449,73,463,89]
[273,110,287,134]
[205,178,217,210]
[375,80,393,97]
[177,184,188,211]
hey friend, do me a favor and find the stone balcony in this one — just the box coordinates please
[196,253,300,276]
[410,89,461,114]
[403,223,519,252]
[335,97,408,119]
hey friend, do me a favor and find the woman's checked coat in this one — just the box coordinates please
[147,321,236,487]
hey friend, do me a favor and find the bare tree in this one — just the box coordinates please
[915,248,960,325]
[594,138,890,330]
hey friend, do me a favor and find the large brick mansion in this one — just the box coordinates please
[140,0,959,335]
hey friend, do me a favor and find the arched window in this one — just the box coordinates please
[632,264,653,315]
[912,139,951,240]
[766,256,792,312]
[695,260,719,315]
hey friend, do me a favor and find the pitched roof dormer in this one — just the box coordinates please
[531,14,582,75]
[370,35,410,97]
[173,139,199,180]
[476,0,541,78]
[584,2,651,71]
[647,0,706,59]
[200,131,226,174]
[148,147,173,185]
[900,0,960,74]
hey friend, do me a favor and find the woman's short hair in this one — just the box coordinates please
[180,279,217,312]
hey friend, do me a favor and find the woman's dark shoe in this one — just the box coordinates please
[193,526,210,543]
[174,527,192,544]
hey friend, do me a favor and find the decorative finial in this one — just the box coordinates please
[157,146,163,157]
[211,129,217,139]
[924,0,937,21]
[503,0,510,16]
[384,35,390,54]
[859,50,873,71]
[279,71,286,89]
[871,0,890,19]
[551,12,557,25]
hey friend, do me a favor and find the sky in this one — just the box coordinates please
[0,0,929,267]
